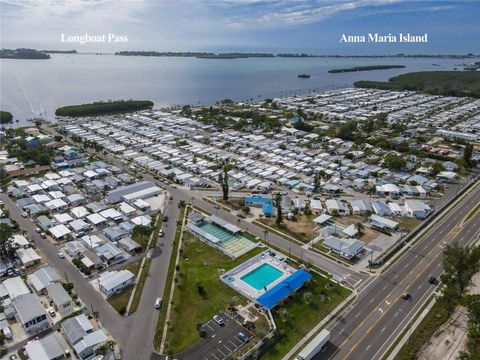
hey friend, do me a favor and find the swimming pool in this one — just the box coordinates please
[240,263,284,290]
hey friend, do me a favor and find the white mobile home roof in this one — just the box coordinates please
[3,276,30,299]
[98,270,134,292]
[50,224,71,239]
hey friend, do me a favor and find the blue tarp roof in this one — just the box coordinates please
[256,269,313,309]
[262,203,273,215]
[244,196,273,205]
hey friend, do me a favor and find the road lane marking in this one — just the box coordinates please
[366,345,371,351]
[337,214,465,359]
[394,311,399,317]
[355,313,360,318]
[217,347,227,356]
[210,353,219,360]
[381,327,386,333]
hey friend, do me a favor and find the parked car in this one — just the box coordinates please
[213,205,220,209]
[21,212,27,218]
[48,309,56,317]
[401,293,411,301]
[238,332,250,343]
[158,229,164,238]
[3,326,12,340]
[155,298,162,309]
[428,276,438,285]
[9,354,17,360]
[213,315,224,326]
[58,252,65,259]
[163,216,168,222]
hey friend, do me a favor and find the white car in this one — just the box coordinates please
[155,298,162,309]
[58,252,65,259]
[213,315,224,326]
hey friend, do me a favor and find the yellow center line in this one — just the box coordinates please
[333,207,477,360]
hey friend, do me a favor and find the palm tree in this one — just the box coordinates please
[367,186,376,200]
[355,222,365,235]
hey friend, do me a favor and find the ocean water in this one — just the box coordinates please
[1,54,476,126]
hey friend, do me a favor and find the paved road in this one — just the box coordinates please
[0,192,131,345]
[123,197,180,360]
[319,181,480,360]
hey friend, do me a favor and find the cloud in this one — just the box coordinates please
[206,0,406,29]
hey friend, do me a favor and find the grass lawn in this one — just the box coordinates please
[107,260,142,314]
[258,214,316,243]
[396,217,422,232]
[164,232,264,355]
[217,197,245,211]
[259,272,351,360]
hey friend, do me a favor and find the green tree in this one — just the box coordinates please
[0,224,14,257]
[431,161,443,176]
[218,160,232,200]
[275,193,283,225]
[463,143,474,168]
[384,153,406,171]
[355,222,365,235]
[441,242,480,298]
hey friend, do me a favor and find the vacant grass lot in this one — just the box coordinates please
[259,272,351,360]
[259,215,316,243]
[164,233,264,354]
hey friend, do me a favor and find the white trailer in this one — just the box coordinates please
[295,329,331,360]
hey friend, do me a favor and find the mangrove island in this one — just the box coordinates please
[328,65,405,73]
[55,100,154,117]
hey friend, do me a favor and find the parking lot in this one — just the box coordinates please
[152,312,253,360]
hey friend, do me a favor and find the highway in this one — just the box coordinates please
[320,181,480,360]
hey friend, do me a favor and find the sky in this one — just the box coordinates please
[1,0,479,54]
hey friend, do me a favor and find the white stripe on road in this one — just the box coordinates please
[217,347,227,356]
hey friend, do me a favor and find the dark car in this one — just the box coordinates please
[401,293,412,301]
[428,276,438,285]
[163,215,168,222]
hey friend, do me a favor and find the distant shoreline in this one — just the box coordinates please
[328,65,405,73]
[2,49,478,59]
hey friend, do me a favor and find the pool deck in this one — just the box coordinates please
[221,250,296,301]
